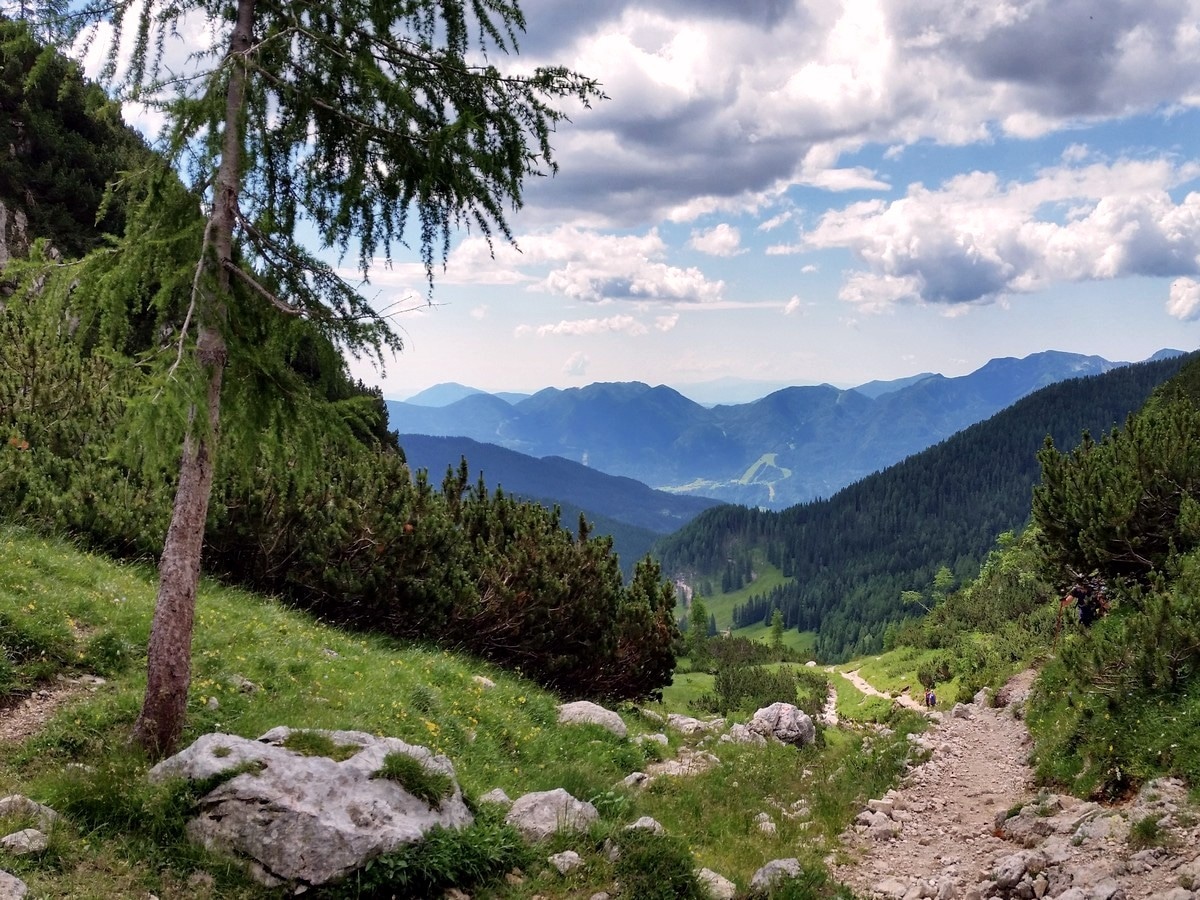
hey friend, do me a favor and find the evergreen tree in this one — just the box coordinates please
[50,0,602,754]
[769,608,784,651]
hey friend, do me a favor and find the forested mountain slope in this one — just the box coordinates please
[395,434,720,574]
[654,352,1197,661]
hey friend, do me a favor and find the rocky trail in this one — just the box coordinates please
[830,669,1200,900]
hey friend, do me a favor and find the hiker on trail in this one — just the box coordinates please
[925,687,936,708]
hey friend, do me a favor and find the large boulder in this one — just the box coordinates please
[149,728,472,888]
[505,788,598,842]
[747,703,816,747]
[557,700,627,738]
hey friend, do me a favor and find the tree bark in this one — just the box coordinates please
[132,0,254,757]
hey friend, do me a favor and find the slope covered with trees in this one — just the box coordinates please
[0,18,675,755]
[655,352,1196,661]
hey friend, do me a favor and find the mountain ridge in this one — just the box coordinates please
[387,349,1186,509]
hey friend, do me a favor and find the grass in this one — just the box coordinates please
[688,556,793,631]
[373,752,454,806]
[0,525,926,898]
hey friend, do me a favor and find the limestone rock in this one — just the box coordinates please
[747,702,816,747]
[548,850,583,874]
[149,729,471,887]
[697,867,737,900]
[626,816,664,834]
[751,857,802,891]
[557,700,627,737]
[666,713,724,736]
[722,723,767,747]
[505,789,598,842]
[0,870,28,900]
[634,732,669,746]
[0,796,60,832]
[0,830,47,855]
[479,788,512,807]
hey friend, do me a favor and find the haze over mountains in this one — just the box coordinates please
[388,349,1185,511]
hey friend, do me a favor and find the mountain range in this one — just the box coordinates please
[387,349,1185,510]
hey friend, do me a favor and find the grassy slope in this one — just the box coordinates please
[0,527,925,899]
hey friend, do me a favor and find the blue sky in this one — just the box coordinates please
[81,0,1200,404]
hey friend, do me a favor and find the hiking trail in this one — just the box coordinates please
[828,668,1200,900]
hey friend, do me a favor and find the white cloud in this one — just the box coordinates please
[655,314,681,331]
[470,305,489,320]
[783,296,804,315]
[1167,277,1200,320]
[803,158,1200,309]
[688,223,745,257]
[757,211,794,231]
[516,315,650,338]
[563,351,591,377]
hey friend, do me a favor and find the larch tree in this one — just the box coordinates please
[65,0,602,755]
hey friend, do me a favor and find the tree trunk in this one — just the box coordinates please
[130,329,224,755]
[131,0,254,757]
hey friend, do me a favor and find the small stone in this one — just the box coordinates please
[548,850,582,874]
[0,829,48,855]
[697,868,736,900]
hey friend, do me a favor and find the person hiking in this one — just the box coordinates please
[925,687,937,709]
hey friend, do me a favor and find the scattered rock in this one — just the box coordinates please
[626,816,664,834]
[505,789,598,842]
[0,796,60,832]
[548,850,582,874]
[666,713,725,736]
[697,867,737,900]
[751,857,802,892]
[472,675,496,689]
[557,701,627,738]
[722,723,768,747]
[747,702,816,747]
[0,829,47,855]
[479,788,512,807]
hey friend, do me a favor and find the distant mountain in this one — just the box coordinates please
[852,373,937,399]
[403,383,530,406]
[385,349,1186,510]
[397,434,722,575]
[654,351,1198,662]
[403,382,488,406]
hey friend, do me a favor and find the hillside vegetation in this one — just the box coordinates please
[0,526,922,898]
[882,354,1200,797]
[656,352,1195,661]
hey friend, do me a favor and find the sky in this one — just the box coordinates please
[82,0,1200,404]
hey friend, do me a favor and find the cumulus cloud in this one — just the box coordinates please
[355,226,724,304]
[803,158,1200,310]
[688,223,745,256]
[1167,277,1200,321]
[783,296,804,315]
[513,0,1200,227]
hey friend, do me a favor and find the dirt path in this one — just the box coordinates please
[840,668,928,712]
[0,676,104,744]
[831,670,1039,895]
